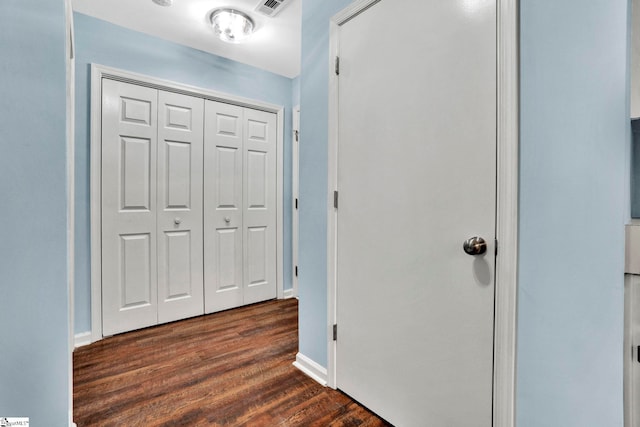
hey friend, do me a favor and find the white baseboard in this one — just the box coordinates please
[284,288,295,299]
[293,352,327,386]
[69,406,76,427]
[74,331,92,348]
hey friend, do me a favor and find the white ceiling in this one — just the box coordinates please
[72,0,301,78]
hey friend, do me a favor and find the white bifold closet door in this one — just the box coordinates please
[204,100,277,313]
[156,91,204,324]
[101,79,204,336]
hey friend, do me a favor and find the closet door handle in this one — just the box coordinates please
[224,216,231,224]
[174,217,182,225]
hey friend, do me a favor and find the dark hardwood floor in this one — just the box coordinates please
[74,299,390,426]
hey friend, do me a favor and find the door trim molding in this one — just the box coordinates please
[292,105,300,298]
[493,0,519,425]
[90,64,285,342]
[65,0,75,424]
[326,1,519,426]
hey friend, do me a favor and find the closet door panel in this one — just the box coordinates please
[157,90,205,323]
[243,109,277,304]
[102,79,159,336]
[204,101,244,313]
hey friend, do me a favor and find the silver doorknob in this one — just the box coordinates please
[224,216,231,223]
[174,217,181,225]
[463,236,487,255]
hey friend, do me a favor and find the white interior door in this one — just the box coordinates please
[101,80,158,336]
[204,101,244,313]
[335,0,497,425]
[243,108,277,305]
[156,91,204,323]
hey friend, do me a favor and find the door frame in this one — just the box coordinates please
[65,0,75,424]
[90,64,286,342]
[291,105,300,298]
[326,1,519,426]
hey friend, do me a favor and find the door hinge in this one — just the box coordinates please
[335,56,340,76]
[295,266,298,277]
[495,238,498,256]
[333,324,338,341]
[295,129,299,142]
[333,191,338,209]
[295,198,298,210]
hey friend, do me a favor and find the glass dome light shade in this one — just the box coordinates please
[209,9,255,43]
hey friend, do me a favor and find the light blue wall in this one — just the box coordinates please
[73,13,294,334]
[517,0,628,425]
[292,75,301,108]
[298,0,352,366]
[0,1,70,425]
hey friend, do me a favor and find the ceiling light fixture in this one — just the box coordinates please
[209,9,255,43]
[152,0,173,6]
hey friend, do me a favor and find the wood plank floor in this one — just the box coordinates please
[74,299,391,426]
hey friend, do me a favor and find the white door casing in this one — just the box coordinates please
[332,0,497,425]
[65,2,75,422]
[156,91,205,324]
[101,79,159,336]
[292,106,300,297]
[204,101,245,313]
[625,274,638,427]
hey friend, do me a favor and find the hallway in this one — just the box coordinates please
[73,299,389,426]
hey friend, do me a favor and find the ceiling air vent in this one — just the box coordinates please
[255,0,287,17]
